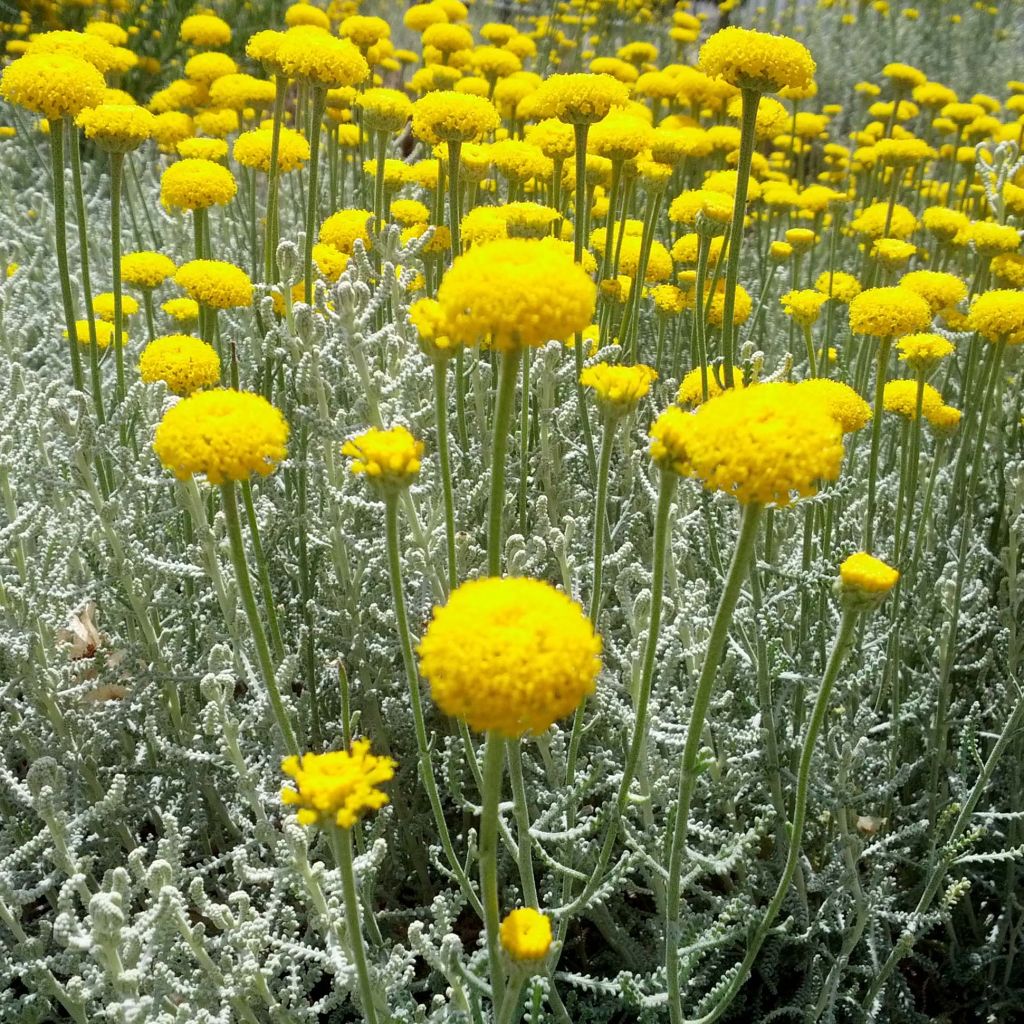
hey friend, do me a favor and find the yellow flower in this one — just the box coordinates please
[184,52,238,85]
[580,362,657,414]
[0,52,106,121]
[409,297,457,360]
[532,72,630,125]
[967,290,1024,343]
[341,426,424,488]
[677,367,745,407]
[651,382,844,506]
[793,379,871,433]
[356,87,413,132]
[177,138,229,162]
[210,73,276,111]
[921,206,969,242]
[286,2,331,29]
[899,270,967,312]
[814,270,861,303]
[280,740,395,829]
[154,388,288,483]
[162,297,200,323]
[181,14,232,48]
[417,577,601,737]
[436,238,596,351]
[319,209,372,254]
[121,252,176,290]
[339,14,391,50]
[882,379,945,420]
[896,332,955,372]
[838,552,899,604]
[850,201,917,240]
[848,286,931,338]
[66,320,117,348]
[781,289,828,327]
[75,104,156,152]
[234,126,310,173]
[500,908,553,962]
[139,335,221,396]
[991,253,1024,289]
[968,221,1022,256]
[698,27,815,94]
[153,112,195,154]
[872,238,916,268]
[175,260,253,310]
[313,243,350,282]
[161,159,237,211]
[93,292,138,321]
[276,29,370,89]
[668,189,733,228]
[412,90,498,145]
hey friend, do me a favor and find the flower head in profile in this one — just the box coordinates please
[500,908,553,962]
[0,52,106,121]
[161,159,237,212]
[837,552,899,609]
[781,289,828,328]
[121,251,176,290]
[532,72,630,125]
[882,380,946,423]
[234,126,310,173]
[849,287,931,338]
[967,290,1024,344]
[175,261,253,310]
[66,320,117,348]
[794,379,871,433]
[139,335,221,396]
[342,426,424,490]
[412,91,498,145]
[698,27,815,94]
[581,362,657,415]
[76,104,156,152]
[418,577,601,737]
[281,740,395,829]
[896,333,954,373]
[676,366,746,408]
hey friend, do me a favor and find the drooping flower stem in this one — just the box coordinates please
[479,733,508,1011]
[220,479,300,757]
[488,349,523,576]
[862,335,892,554]
[303,87,327,305]
[665,501,763,1024]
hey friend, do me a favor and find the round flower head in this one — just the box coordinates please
[412,91,498,145]
[184,52,238,85]
[93,292,138,321]
[281,740,395,829]
[162,297,200,323]
[837,552,899,609]
[532,73,630,125]
[581,363,657,415]
[246,30,288,76]
[154,388,288,484]
[436,238,596,351]
[234,126,310,173]
[677,366,745,407]
[319,209,372,254]
[275,30,369,89]
[500,909,553,962]
[139,334,221,396]
[967,290,1024,343]
[66,320,117,348]
[0,52,106,121]
[882,380,945,421]
[339,14,391,49]
[76,104,156,152]
[175,260,253,310]
[850,202,917,240]
[698,27,815,94]
[794,379,871,433]
[341,426,424,490]
[181,14,231,47]
[161,159,237,212]
[357,87,413,132]
[814,270,861,304]
[781,289,828,327]
[848,287,931,338]
[896,332,955,372]
[418,577,602,737]
[651,382,844,505]
[122,251,176,290]
[898,270,966,313]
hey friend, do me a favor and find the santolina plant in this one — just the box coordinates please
[1,2,1023,1023]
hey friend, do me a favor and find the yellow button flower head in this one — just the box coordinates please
[339,14,391,50]
[276,29,370,89]
[581,362,657,415]
[698,27,815,94]
[24,30,121,74]
[849,286,931,338]
[814,270,861,304]
[161,159,237,212]
[436,238,596,351]
[313,243,350,281]
[139,335,221,396]
[175,260,253,310]
[122,251,176,290]
[897,270,966,313]
[409,297,457,360]
[668,189,734,228]
[356,87,413,132]
[234,126,310,173]
[651,382,844,505]
[921,206,969,242]
[66,320,117,348]
[896,332,955,372]
[286,2,331,29]
[154,388,289,483]
[967,290,1024,343]
[76,104,156,152]
[968,221,1022,257]
[405,1,450,32]
[93,292,139,321]
[418,577,601,737]
[587,112,653,163]
[500,908,553,962]
[781,289,829,327]
[185,52,238,85]
[246,30,288,76]
[181,14,232,48]
[412,90,498,145]
[991,253,1024,289]
[210,73,276,111]
[524,118,576,160]
[851,201,917,240]
[178,138,229,162]
[281,740,395,829]
[319,209,372,254]
[0,52,106,121]
[532,73,630,125]
[794,379,871,433]
[422,21,474,54]
[677,367,746,407]
[342,426,424,489]
[838,552,899,608]
[162,297,200,323]
[882,379,945,421]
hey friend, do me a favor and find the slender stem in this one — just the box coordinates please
[447,139,462,260]
[221,480,300,756]
[665,501,763,1024]
[506,741,539,908]
[517,349,531,539]
[488,349,523,577]
[265,75,287,283]
[589,411,617,624]
[110,153,127,405]
[49,123,85,390]
[373,129,387,232]
[241,480,285,661]
[863,335,892,554]
[433,360,458,593]
[692,232,712,402]
[304,88,326,305]
[572,123,597,479]
[480,733,508,1009]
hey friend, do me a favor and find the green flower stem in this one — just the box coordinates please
[109,152,127,405]
[619,186,664,361]
[480,733,508,1010]
[665,501,762,1024]
[862,335,892,554]
[682,602,862,1024]
[895,372,927,563]
[517,349,531,539]
[383,494,484,917]
[303,87,327,306]
[588,409,617,624]
[691,233,713,402]
[265,75,288,283]
[745,262,777,351]
[719,89,761,389]
[221,479,300,757]
[489,349,523,577]
[447,139,463,260]
[506,740,539,909]
[495,972,528,1024]
[433,359,459,593]
[572,123,598,479]
[48,122,85,391]
[240,480,285,662]
[143,291,156,344]
[330,826,384,1024]
[372,129,387,234]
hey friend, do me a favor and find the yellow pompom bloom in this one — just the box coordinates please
[705,281,752,327]
[175,260,253,310]
[341,426,424,488]
[181,14,232,48]
[436,238,596,351]
[422,22,473,54]
[412,90,498,145]
[418,577,601,737]
[23,30,122,75]
[139,334,221,396]
[153,112,195,153]
[677,367,745,407]
[121,251,176,290]
[356,87,413,132]
[76,104,156,152]
[781,289,828,327]
[0,52,105,121]
[850,201,917,240]
[651,382,844,505]
[581,362,657,414]
[500,908,553,962]
[882,379,945,421]
[698,27,815,94]
[161,158,237,211]
[154,388,288,483]
[838,552,899,603]
[898,270,966,313]
[280,740,395,829]
[286,3,331,30]
[991,253,1024,289]
[184,52,238,85]
[793,379,871,433]
[532,72,630,125]
[339,14,391,49]
[66,320,117,348]
[967,290,1024,343]
[177,138,229,162]
[849,286,931,338]
[921,206,969,242]
[162,297,200,323]
[246,30,288,76]
[276,29,370,89]
[814,270,861,303]
[896,332,955,372]
[319,209,372,254]
[92,292,138,321]
[312,243,350,282]
[668,189,734,229]
[409,297,457,360]
[234,126,310,173]
[968,221,1022,257]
